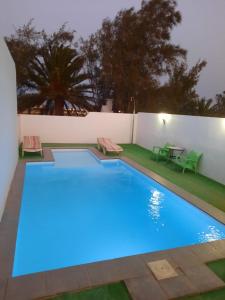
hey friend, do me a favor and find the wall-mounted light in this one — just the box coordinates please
[159,113,171,125]
[222,118,225,130]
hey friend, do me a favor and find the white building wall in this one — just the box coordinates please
[19,113,133,144]
[136,113,225,185]
[101,99,113,112]
[18,111,225,184]
[0,39,18,221]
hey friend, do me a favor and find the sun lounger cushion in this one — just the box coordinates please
[97,137,123,153]
[23,136,42,152]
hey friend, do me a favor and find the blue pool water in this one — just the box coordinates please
[13,150,225,276]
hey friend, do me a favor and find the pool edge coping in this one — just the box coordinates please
[0,146,225,300]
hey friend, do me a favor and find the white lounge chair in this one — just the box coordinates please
[22,136,43,157]
[97,137,123,155]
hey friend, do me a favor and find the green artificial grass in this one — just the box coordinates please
[180,259,225,300]
[20,143,225,212]
[208,259,225,282]
[50,282,131,300]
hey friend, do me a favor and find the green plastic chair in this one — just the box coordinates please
[152,143,174,161]
[174,150,203,173]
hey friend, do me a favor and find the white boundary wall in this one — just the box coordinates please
[19,113,134,144]
[18,112,225,185]
[0,39,18,221]
[136,113,225,185]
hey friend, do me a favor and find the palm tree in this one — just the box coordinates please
[18,45,92,115]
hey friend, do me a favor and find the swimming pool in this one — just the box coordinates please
[13,149,225,277]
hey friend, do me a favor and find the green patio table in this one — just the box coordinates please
[167,146,185,159]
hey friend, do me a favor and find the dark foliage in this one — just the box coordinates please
[81,0,186,113]
[5,1,224,117]
[6,22,92,115]
[213,91,225,117]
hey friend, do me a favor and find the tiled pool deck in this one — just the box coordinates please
[0,147,225,300]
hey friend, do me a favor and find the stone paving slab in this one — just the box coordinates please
[167,247,203,269]
[86,256,149,286]
[0,280,7,300]
[0,163,25,281]
[5,272,47,300]
[147,260,178,280]
[191,242,225,264]
[45,265,90,296]
[183,264,225,293]
[213,239,225,250]
[140,250,183,273]
[125,276,168,300]
[158,274,198,299]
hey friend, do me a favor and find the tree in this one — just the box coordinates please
[6,22,92,115]
[213,91,225,117]
[157,60,207,114]
[193,98,215,116]
[19,46,92,115]
[81,35,106,111]
[82,0,186,113]
[5,20,41,90]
